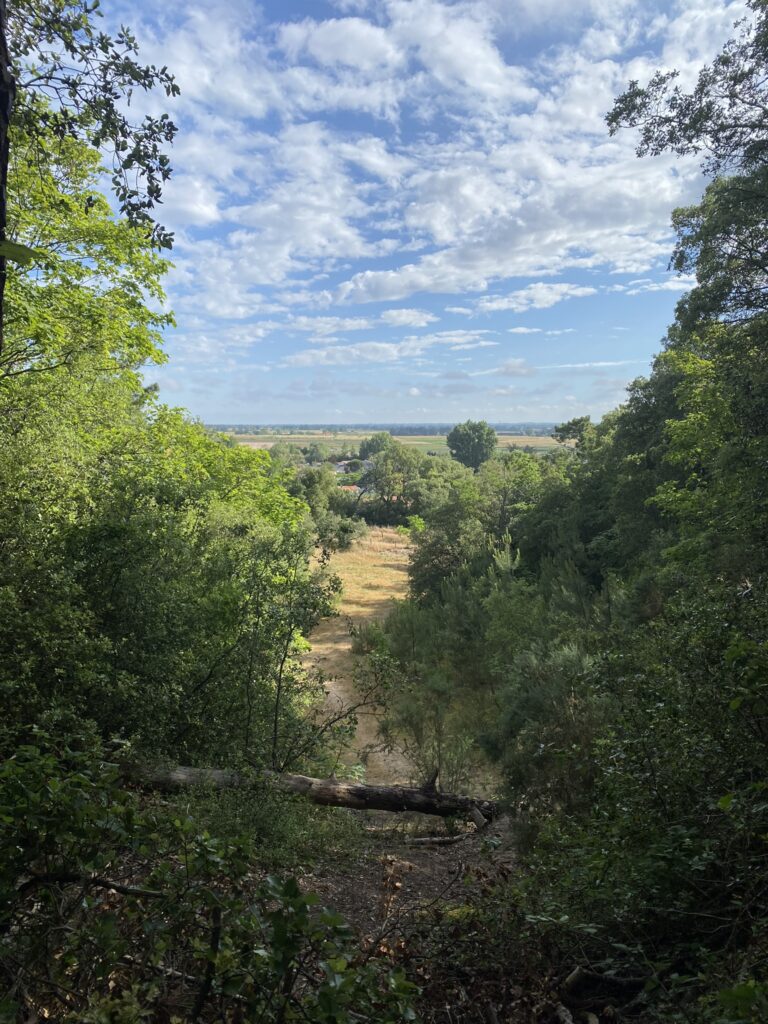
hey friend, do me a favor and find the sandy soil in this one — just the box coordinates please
[305,527,413,785]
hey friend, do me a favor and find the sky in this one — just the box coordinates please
[117,0,748,424]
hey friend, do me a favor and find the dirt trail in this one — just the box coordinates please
[300,525,519,1014]
[306,526,412,785]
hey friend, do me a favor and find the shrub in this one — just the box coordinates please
[0,729,416,1023]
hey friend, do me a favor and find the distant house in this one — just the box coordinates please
[338,484,361,494]
[334,460,365,474]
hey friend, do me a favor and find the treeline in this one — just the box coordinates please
[368,8,768,1021]
[213,423,557,436]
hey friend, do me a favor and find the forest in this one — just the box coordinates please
[1,1,768,1022]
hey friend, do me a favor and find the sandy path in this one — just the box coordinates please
[306,527,412,785]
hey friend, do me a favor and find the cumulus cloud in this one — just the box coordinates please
[283,329,493,365]
[126,0,746,421]
[616,275,697,295]
[277,17,404,70]
[478,283,598,313]
[380,307,440,327]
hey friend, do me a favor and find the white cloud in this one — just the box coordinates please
[387,0,537,103]
[380,307,439,327]
[498,358,534,376]
[619,275,697,295]
[338,137,413,182]
[124,0,745,422]
[478,283,597,313]
[277,17,404,71]
[450,339,499,350]
[288,315,373,336]
[472,357,534,376]
[283,329,493,366]
[538,359,646,369]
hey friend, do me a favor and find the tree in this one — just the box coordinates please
[446,419,497,470]
[363,443,425,521]
[553,415,593,448]
[359,431,394,460]
[305,441,328,464]
[2,123,171,378]
[607,2,768,178]
[607,1,768,328]
[0,0,179,356]
[7,1,178,241]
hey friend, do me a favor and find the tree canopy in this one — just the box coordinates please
[446,419,497,470]
[359,430,395,460]
[8,0,179,246]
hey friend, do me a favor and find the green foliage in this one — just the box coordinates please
[552,414,593,447]
[0,360,338,769]
[0,732,416,1023]
[358,430,395,459]
[3,122,172,378]
[446,418,497,470]
[178,781,365,870]
[360,442,426,524]
[373,25,768,1004]
[10,3,179,247]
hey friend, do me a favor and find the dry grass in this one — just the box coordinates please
[306,527,411,784]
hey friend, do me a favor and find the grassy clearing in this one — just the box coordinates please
[306,527,412,785]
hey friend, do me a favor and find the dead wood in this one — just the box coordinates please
[123,763,498,822]
[404,834,472,846]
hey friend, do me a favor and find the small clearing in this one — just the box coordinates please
[306,526,412,784]
[300,524,518,1020]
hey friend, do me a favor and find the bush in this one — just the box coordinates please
[0,730,416,1023]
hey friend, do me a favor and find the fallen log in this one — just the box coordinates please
[124,763,498,822]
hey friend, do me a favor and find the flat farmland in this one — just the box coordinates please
[229,430,560,454]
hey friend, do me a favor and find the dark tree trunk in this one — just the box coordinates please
[124,763,498,822]
[0,0,14,358]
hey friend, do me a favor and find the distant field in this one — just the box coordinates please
[229,430,560,453]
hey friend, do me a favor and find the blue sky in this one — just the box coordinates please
[118,0,747,424]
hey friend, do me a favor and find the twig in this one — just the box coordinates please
[191,905,223,1022]
[405,834,472,846]
[17,872,162,899]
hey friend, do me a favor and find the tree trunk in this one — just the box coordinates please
[124,763,498,822]
[0,0,14,357]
